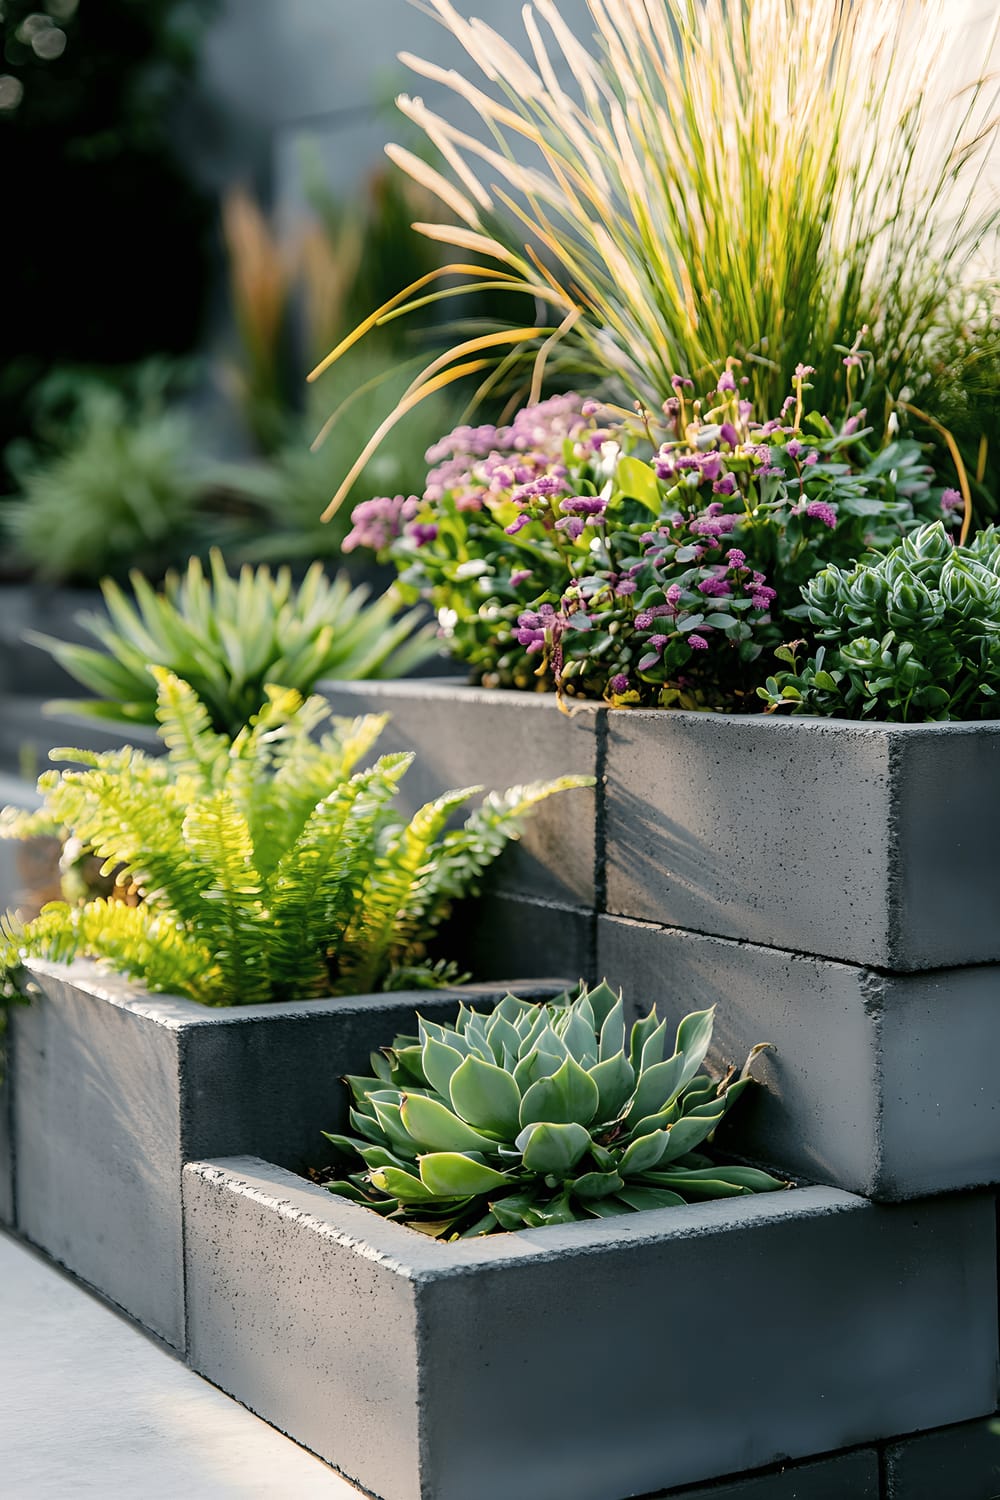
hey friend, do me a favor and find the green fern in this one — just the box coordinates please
[0,673,593,1006]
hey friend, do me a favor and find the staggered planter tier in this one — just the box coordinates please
[320,679,1000,1201]
[598,915,1000,1200]
[320,678,1000,973]
[183,1157,997,1500]
[6,959,562,1350]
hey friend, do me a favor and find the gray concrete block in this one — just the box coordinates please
[434,890,596,988]
[184,1160,997,1500]
[10,959,561,1350]
[659,1448,879,1498]
[320,681,1000,973]
[885,1415,1000,1499]
[598,914,1000,1199]
[320,678,602,908]
[605,710,1000,972]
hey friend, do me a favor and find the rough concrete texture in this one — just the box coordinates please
[884,1415,1000,1498]
[434,890,596,988]
[13,963,186,1347]
[598,914,1000,1199]
[605,709,1000,972]
[319,678,602,908]
[183,1160,998,1500]
[11,959,561,1350]
[654,1447,879,1498]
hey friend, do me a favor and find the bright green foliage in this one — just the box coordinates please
[0,674,592,1004]
[758,522,1000,720]
[30,549,437,738]
[323,982,785,1237]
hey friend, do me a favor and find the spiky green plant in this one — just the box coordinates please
[314,0,999,519]
[323,981,785,1237]
[29,549,438,738]
[0,673,592,1004]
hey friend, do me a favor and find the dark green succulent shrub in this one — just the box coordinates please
[31,549,438,738]
[0,673,592,1004]
[323,982,785,1238]
[758,521,1000,720]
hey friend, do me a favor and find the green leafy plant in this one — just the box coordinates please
[315,0,999,517]
[757,521,1000,720]
[2,382,211,584]
[346,368,948,709]
[322,981,786,1238]
[29,548,439,738]
[0,673,593,1004]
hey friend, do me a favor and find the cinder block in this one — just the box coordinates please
[184,1160,997,1500]
[884,1415,1000,1499]
[598,914,1000,1199]
[605,710,1000,972]
[11,959,561,1349]
[435,890,596,988]
[319,678,602,908]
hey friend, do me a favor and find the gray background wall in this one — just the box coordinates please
[186,0,589,211]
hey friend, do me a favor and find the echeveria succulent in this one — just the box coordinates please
[323,982,786,1237]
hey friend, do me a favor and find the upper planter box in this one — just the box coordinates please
[321,679,1000,973]
[7,959,560,1350]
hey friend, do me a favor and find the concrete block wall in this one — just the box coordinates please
[320,680,1000,1203]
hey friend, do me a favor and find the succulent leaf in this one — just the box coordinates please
[418,1153,510,1196]
[399,1094,498,1154]
[519,1054,601,1128]
[324,983,784,1237]
[448,1054,523,1137]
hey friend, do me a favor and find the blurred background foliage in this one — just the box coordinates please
[0,1,478,585]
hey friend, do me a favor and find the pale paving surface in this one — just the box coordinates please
[0,1231,365,1499]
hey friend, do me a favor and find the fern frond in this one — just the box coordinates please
[338,784,483,995]
[267,753,414,997]
[397,775,596,951]
[5,899,216,1001]
[0,680,591,1004]
[181,792,271,1006]
[153,669,230,788]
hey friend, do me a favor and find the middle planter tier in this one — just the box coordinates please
[320,678,1000,1202]
[320,678,1000,972]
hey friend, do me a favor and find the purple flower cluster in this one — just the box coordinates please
[343,494,419,554]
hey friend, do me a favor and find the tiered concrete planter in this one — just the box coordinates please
[183,1157,997,1500]
[6,959,561,1350]
[321,679,1000,1200]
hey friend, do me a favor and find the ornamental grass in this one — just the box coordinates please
[313,0,999,519]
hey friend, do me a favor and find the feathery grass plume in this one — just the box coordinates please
[315,0,999,519]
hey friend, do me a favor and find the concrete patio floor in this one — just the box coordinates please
[0,1230,365,1498]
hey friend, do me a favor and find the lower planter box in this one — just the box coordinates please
[8,959,561,1350]
[183,1158,997,1500]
